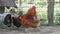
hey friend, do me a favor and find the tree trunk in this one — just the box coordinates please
[47,0,54,26]
[0,6,5,14]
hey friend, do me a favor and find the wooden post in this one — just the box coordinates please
[47,0,54,26]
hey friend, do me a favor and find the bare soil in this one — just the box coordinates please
[0,26,60,34]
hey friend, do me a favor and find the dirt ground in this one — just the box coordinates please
[0,26,60,34]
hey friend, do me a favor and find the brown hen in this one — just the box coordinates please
[18,6,40,31]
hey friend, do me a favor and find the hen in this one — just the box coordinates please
[18,6,40,31]
[4,14,12,27]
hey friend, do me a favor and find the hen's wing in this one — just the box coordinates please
[20,15,31,28]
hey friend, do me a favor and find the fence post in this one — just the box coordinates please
[47,0,54,26]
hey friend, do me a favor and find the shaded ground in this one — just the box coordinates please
[0,26,60,34]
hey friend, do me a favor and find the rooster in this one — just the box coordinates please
[18,6,40,32]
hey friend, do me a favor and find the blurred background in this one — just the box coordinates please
[0,0,60,28]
